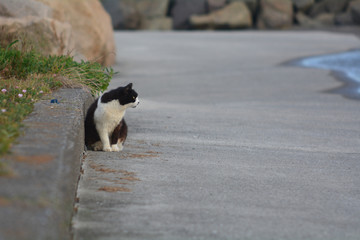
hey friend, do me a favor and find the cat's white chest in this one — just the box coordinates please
[94,99,126,134]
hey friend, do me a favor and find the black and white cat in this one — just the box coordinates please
[85,83,139,152]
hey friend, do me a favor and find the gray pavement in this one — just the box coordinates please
[72,31,360,240]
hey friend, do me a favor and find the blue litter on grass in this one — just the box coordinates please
[50,99,59,104]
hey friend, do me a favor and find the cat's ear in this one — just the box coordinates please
[125,83,133,92]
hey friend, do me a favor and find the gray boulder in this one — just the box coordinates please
[136,0,170,18]
[315,13,335,25]
[296,9,336,28]
[228,0,258,15]
[142,17,172,30]
[101,0,169,30]
[101,0,127,29]
[309,0,350,17]
[257,0,293,29]
[207,0,227,12]
[349,0,360,24]
[295,11,322,28]
[171,0,207,29]
[292,0,314,12]
[334,11,354,25]
[190,1,252,29]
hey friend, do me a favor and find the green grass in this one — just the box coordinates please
[0,40,114,165]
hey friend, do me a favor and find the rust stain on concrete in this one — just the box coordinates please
[98,186,131,192]
[0,197,11,207]
[13,154,54,165]
[122,152,159,159]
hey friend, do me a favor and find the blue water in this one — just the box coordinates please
[300,49,360,96]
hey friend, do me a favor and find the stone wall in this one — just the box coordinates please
[101,0,360,30]
[0,0,115,66]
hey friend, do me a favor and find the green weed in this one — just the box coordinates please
[0,40,113,161]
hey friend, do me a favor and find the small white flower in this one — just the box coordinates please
[1,109,6,113]
[39,90,44,94]
[22,89,27,93]
[1,89,6,93]
[18,94,23,98]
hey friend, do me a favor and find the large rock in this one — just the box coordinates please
[190,1,252,29]
[315,13,335,25]
[171,0,207,29]
[0,0,51,18]
[349,0,360,24]
[101,0,131,29]
[295,11,322,28]
[309,0,350,17]
[136,0,169,18]
[292,0,314,12]
[135,0,172,31]
[207,0,227,12]
[296,9,336,28]
[142,17,173,30]
[101,0,170,30]
[334,11,354,25]
[0,16,74,56]
[0,0,115,66]
[257,0,293,29]
[36,0,115,66]
[228,0,258,15]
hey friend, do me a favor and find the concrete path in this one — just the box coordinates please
[73,31,360,240]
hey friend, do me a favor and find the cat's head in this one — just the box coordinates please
[118,83,139,108]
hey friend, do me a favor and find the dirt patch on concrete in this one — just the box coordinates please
[0,197,11,207]
[122,152,160,159]
[119,175,140,182]
[98,186,131,192]
[13,154,54,165]
[89,163,118,173]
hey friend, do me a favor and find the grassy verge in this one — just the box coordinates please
[0,40,113,167]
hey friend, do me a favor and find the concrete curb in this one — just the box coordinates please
[0,88,93,240]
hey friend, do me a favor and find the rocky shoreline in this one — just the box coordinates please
[101,0,360,30]
[1,0,359,68]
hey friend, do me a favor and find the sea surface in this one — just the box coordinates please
[299,49,360,99]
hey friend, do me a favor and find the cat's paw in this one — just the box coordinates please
[117,143,124,151]
[103,146,112,152]
[111,144,120,152]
